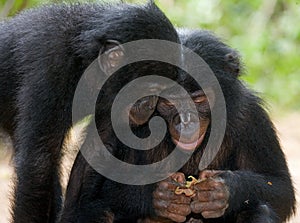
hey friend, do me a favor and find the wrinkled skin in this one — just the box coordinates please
[138,217,203,223]
[151,171,229,222]
[191,170,229,219]
[153,173,192,222]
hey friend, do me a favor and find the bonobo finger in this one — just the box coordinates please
[191,200,228,214]
[171,172,186,184]
[153,190,191,204]
[201,209,226,219]
[157,180,177,191]
[193,178,224,191]
[153,189,172,200]
[191,201,228,215]
[192,190,227,202]
[199,170,223,180]
[156,210,187,223]
[153,199,169,210]
[190,201,202,214]
[167,203,191,216]
[172,195,191,204]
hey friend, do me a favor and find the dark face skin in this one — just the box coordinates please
[129,89,210,152]
[157,90,210,151]
[151,170,229,223]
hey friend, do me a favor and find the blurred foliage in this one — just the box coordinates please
[0,0,299,112]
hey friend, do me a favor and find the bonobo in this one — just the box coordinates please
[0,2,180,223]
[61,29,295,223]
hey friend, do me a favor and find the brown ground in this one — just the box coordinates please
[0,113,299,223]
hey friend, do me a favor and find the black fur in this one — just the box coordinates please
[0,2,295,223]
[61,29,295,223]
[179,29,295,223]
[0,2,179,223]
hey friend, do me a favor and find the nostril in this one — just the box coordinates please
[180,113,191,125]
[180,122,187,130]
[182,121,189,126]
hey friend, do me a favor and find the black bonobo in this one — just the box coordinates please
[0,1,180,223]
[0,1,295,223]
[61,23,296,223]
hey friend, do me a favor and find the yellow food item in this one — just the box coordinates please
[267,181,273,186]
[185,176,199,187]
[174,188,195,197]
[174,176,203,197]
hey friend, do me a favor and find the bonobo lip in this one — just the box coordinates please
[172,134,205,151]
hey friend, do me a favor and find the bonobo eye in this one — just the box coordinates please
[160,99,175,108]
[191,90,206,103]
[98,40,125,75]
[193,96,207,104]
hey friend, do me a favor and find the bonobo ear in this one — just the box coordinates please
[224,51,241,78]
[98,40,125,75]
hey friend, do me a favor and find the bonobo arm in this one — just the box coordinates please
[191,104,295,223]
[13,72,74,223]
[60,156,110,223]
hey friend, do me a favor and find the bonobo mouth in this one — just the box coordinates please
[172,134,205,151]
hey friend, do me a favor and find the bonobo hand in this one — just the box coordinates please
[137,217,203,223]
[129,96,158,125]
[153,173,192,223]
[191,170,229,219]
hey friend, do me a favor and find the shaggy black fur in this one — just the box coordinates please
[61,29,295,223]
[0,2,295,223]
[0,2,179,223]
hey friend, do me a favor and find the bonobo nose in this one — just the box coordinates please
[179,112,198,125]
[176,121,200,141]
[180,113,190,125]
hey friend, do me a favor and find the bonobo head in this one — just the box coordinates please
[79,1,180,66]
[157,87,211,151]
[90,1,182,128]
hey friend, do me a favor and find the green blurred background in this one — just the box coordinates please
[0,1,299,223]
[1,0,299,113]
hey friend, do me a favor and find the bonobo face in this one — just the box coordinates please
[157,89,211,151]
